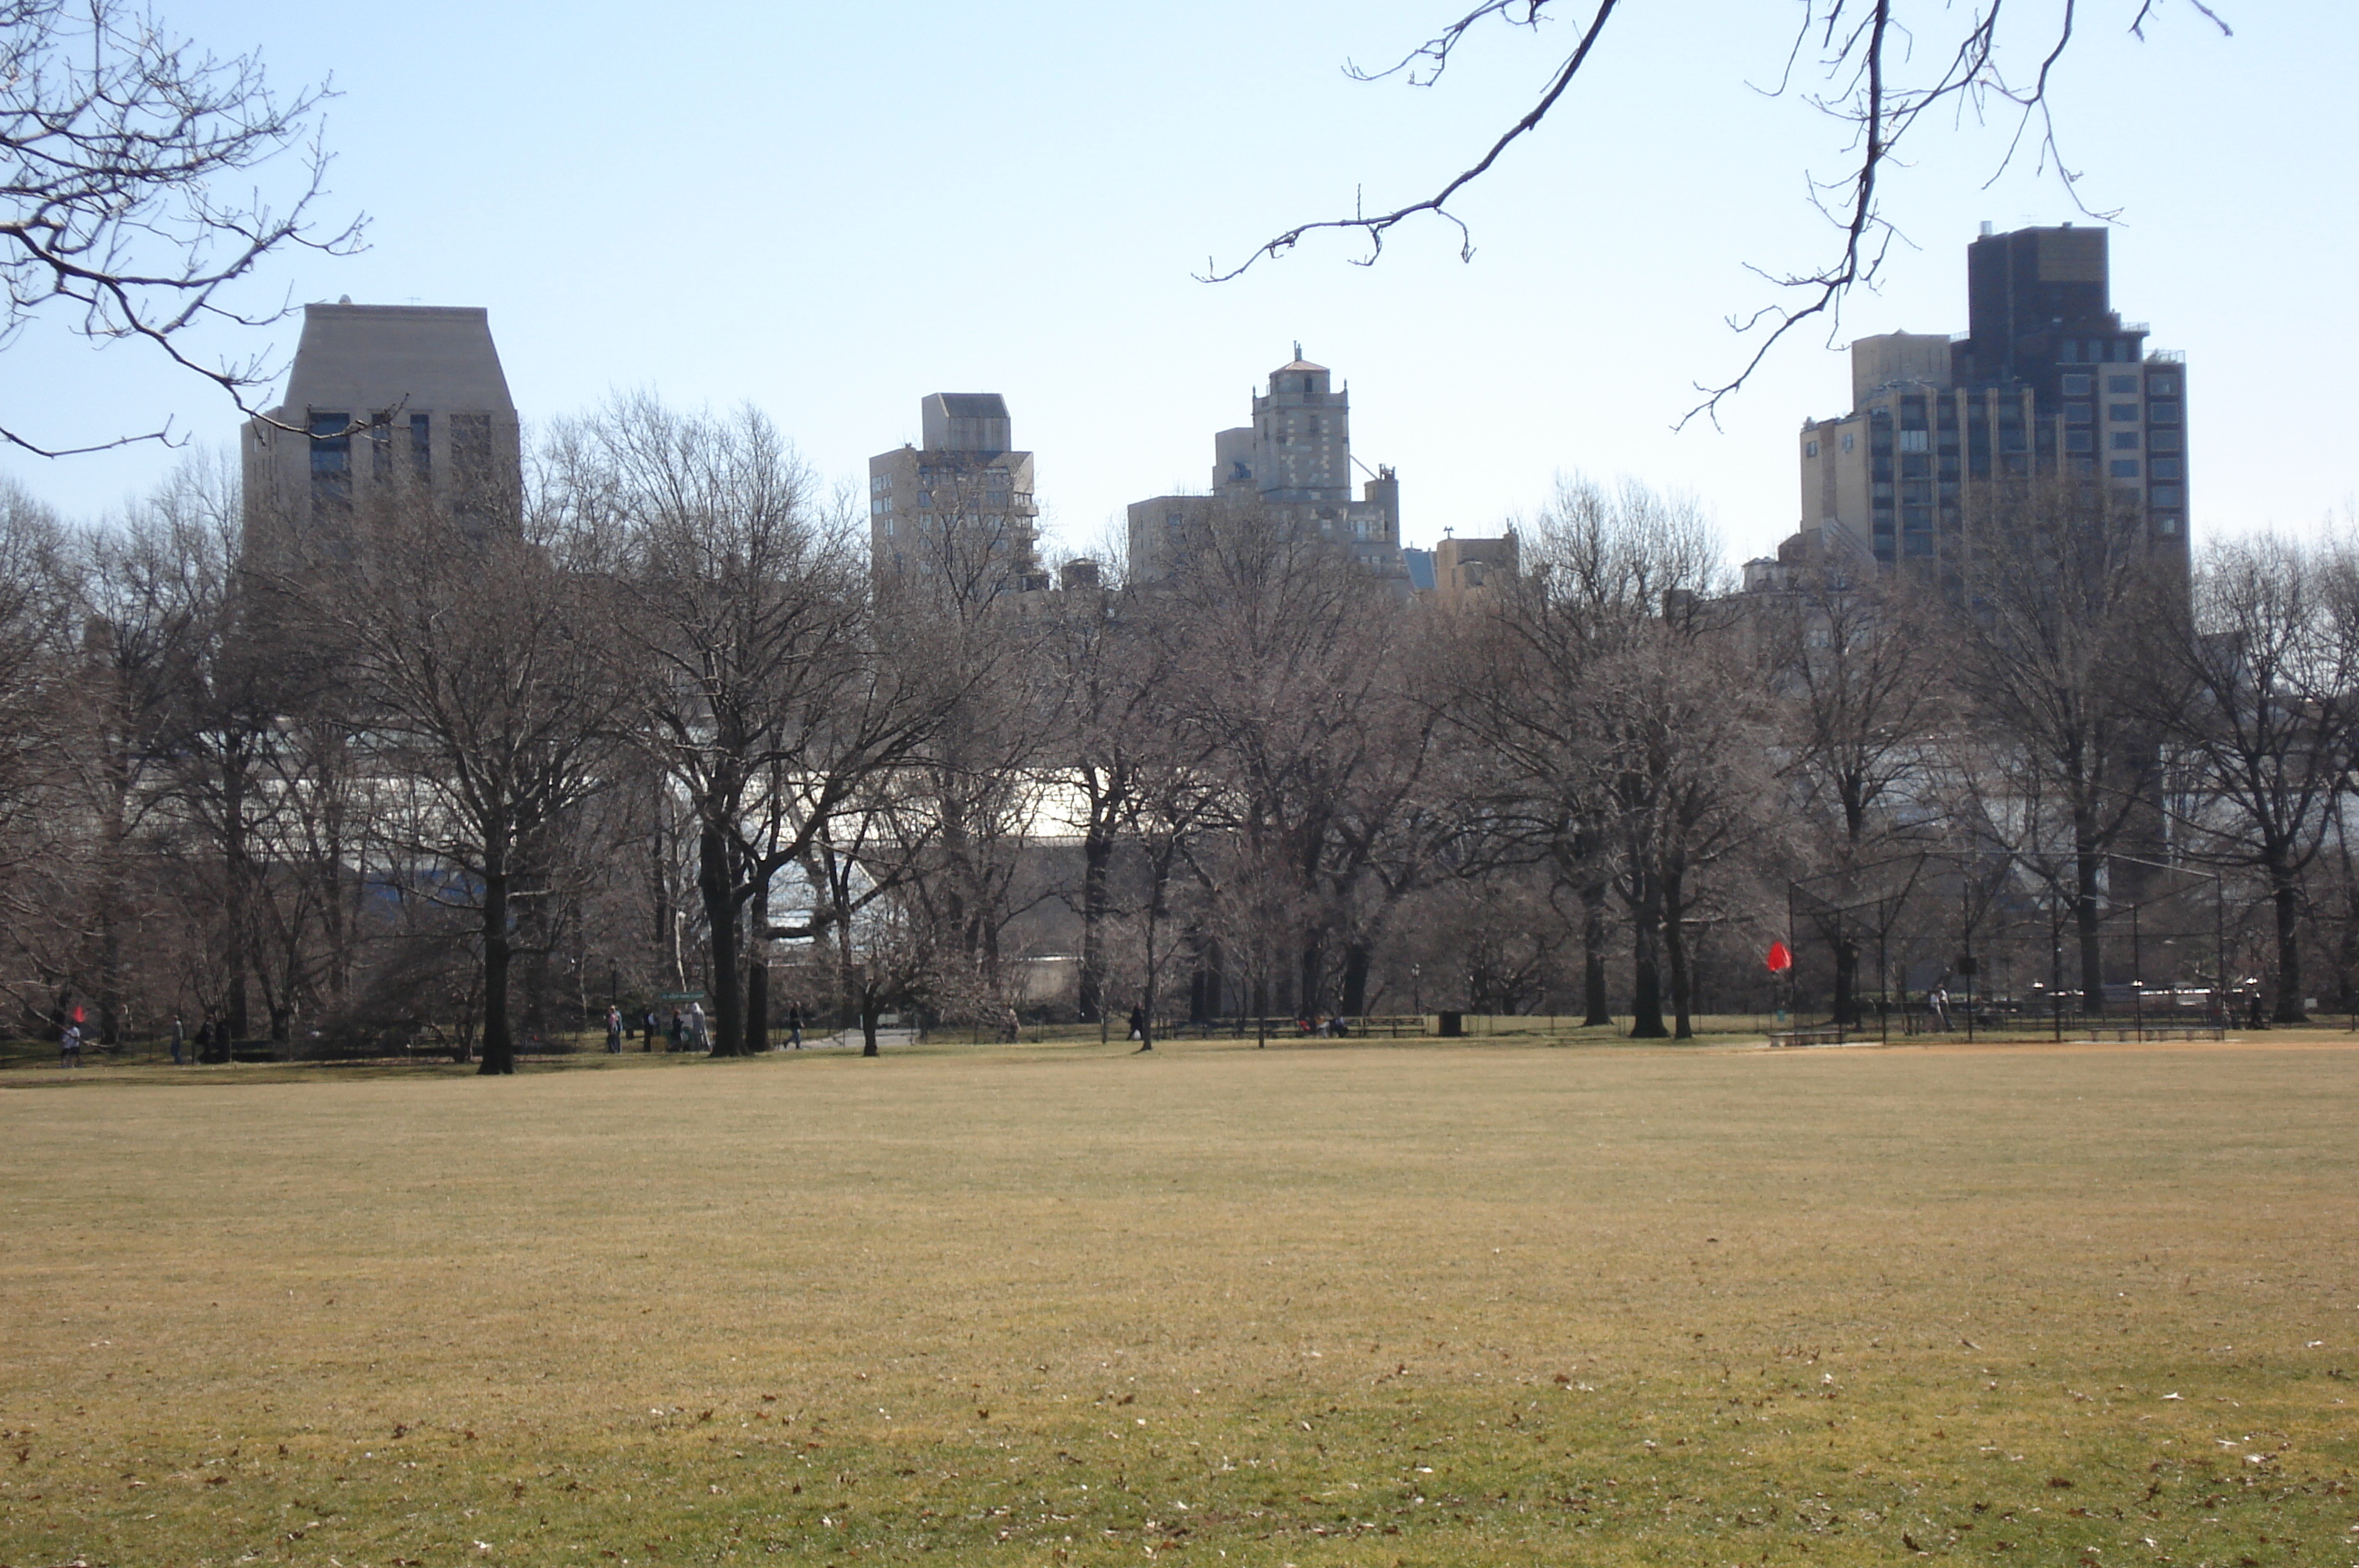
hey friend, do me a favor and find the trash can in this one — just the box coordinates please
[1437,1011,1463,1038]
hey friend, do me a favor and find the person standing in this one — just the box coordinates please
[786,1004,803,1049]
[169,1014,186,1065]
[604,1005,623,1054]
[642,1008,657,1050]
[689,1000,709,1051]
[59,1019,81,1068]
[1128,1004,1148,1048]
[668,1008,684,1050]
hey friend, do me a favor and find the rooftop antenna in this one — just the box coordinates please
[1293,340,1303,361]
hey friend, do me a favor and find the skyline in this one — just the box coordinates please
[3,1,2351,562]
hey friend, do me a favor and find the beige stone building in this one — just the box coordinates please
[241,302,520,564]
[1430,532,1519,612]
[868,394,1042,597]
[1128,351,1406,587]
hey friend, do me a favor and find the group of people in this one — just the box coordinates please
[54,1011,228,1067]
[599,1002,811,1053]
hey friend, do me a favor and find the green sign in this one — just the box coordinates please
[657,992,705,1003]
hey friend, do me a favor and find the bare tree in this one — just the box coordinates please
[1155,500,1428,1022]
[1210,2,2230,417]
[0,476,85,1024]
[3,0,364,456]
[1752,539,1944,1020]
[2149,534,2359,1024]
[554,396,953,1057]
[292,486,621,1074]
[1944,477,2181,1014]
[1466,477,1761,1038]
[1036,565,1162,1027]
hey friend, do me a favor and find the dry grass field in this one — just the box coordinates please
[3,1034,2356,1567]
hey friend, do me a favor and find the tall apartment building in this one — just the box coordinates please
[1128,351,1407,587]
[1796,224,2189,580]
[242,302,521,564]
[867,394,1042,596]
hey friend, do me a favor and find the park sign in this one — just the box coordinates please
[657,992,705,1003]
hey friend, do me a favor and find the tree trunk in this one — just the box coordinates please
[2272,869,2306,1024]
[699,823,745,1056]
[746,874,771,1051]
[1662,869,1694,1040]
[1078,827,1112,1024]
[1581,882,1612,1027]
[2075,840,2104,1017]
[1339,941,1372,1016]
[478,865,516,1075]
[1629,912,1668,1039]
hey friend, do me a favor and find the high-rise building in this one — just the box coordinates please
[1796,225,2189,580]
[867,394,1042,595]
[241,302,520,564]
[1128,351,1406,587]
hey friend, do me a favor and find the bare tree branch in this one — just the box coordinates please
[1205,2,2233,420]
[2,1,365,456]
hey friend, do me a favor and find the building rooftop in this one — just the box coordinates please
[274,302,514,415]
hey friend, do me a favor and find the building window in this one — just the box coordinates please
[2148,400,2181,425]
[2155,513,2182,537]
[410,413,431,477]
[1804,440,1819,458]
[2150,459,2183,480]
[2103,405,2134,424]
[1898,430,1928,452]
[2063,402,2093,425]
[2063,431,2093,453]
[2111,431,2139,451]
[2151,486,2184,507]
[2061,340,2081,363]
[1840,432,1855,453]
[367,411,394,479]
[2108,374,2137,395]
[2062,374,2093,396]
[2148,374,2180,396]
[309,411,352,507]
[2110,459,2140,479]
[2150,430,2182,453]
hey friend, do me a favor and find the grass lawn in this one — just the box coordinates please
[3,1034,2355,1566]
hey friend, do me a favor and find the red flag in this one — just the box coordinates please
[1765,941,1793,974]
[72,1004,85,1024]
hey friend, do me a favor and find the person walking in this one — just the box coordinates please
[786,1004,803,1050]
[604,1005,623,1054]
[59,1019,81,1068]
[643,1008,657,1050]
[168,1014,186,1065]
[1128,1004,1149,1051]
[668,1008,684,1050]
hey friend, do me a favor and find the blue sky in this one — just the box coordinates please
[5,1,2351,563]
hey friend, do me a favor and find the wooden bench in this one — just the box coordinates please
[1768,1025,1856,1049]
[2083,1024,2223,1042]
